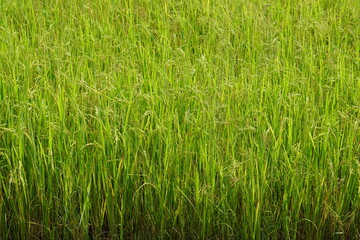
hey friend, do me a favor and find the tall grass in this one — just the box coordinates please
[0,0,359,239]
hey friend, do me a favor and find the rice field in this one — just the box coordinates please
[0,0,359,239]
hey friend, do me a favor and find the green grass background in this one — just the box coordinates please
[0,0,359,239]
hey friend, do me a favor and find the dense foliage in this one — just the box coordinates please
[0,0,359,239]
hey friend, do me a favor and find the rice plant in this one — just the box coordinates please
[0,0,359,239]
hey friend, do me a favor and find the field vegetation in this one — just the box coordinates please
[0,0,359,239]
